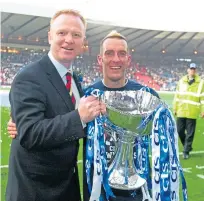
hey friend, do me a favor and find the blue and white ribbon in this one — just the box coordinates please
[167,109,188,201]
[152,107,162,200]
[134,136,151,190]
[167,113,179,201]
[90,118,102,201]
[85,88,188,201]
[134,110,155,192]
[85,88,114,201]
[152,106,188,201]
[86,120,95,194]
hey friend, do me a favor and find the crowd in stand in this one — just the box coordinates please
[1,51,204,91]
[1,51,45,86]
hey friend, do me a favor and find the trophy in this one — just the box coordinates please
[102,90,162,198]
[86,89,187,201]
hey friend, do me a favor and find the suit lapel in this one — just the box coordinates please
[73,72,84,97]
[39,55,74,111]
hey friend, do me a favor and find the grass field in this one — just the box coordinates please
[1,92,204,201]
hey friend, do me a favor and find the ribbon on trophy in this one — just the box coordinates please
[134,108,155,192]
[152,106,188,201]
[85,88,188,201]
[85,88,115,201]
[134,135,152,189]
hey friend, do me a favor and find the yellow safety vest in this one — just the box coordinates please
[173,74,204,119]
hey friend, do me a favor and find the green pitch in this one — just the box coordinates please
[1,93,204,200]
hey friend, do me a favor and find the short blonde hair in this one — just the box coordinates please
[50,9,87,29]
[100,30,128,53]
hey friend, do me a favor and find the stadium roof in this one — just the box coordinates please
[1,1,204,58]
[2,0,204,32]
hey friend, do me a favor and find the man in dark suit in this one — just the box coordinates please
[6,9,105,201]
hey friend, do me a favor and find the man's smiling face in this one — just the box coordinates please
[48,13,85,63]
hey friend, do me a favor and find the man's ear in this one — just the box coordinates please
[97,55,103,73]
[127,54,131,67]
[97,54,103,66]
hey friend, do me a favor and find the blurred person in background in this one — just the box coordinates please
[173,63,204,159]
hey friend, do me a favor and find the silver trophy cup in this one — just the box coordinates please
[102,90,162,195]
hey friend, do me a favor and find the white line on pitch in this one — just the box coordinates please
[196,165,204,169]
[197,174,204,179]
[0,165,8,168]
[179,150,204,155]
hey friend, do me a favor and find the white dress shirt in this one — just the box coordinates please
[48,51,80,109]
[48,52,86,128]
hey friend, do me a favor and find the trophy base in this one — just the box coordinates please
[108,169,146,190]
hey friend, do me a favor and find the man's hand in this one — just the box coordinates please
[78,96,106,123]
[100,101,106,115]
[201,112,204,118]
[7,118,17,139]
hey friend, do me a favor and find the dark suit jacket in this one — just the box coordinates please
[6,55,85,201]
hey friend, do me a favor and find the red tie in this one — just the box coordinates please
[65,72,76,105]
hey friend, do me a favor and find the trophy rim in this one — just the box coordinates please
[102,90,161,116]
[106,104,154,117]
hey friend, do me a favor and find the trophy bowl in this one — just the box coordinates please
[102,90,162,192]
[103,90,161,135]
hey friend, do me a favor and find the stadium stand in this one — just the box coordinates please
[1,49,204,91]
